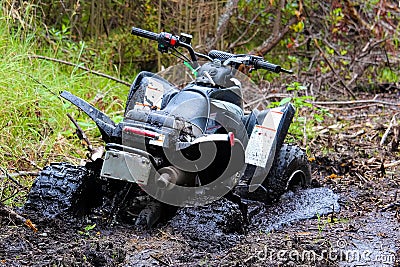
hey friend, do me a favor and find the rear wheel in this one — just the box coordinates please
[24,162,100,218]
[264,144,311,201]
[243,144,311,203]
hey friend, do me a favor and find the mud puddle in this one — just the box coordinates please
[250,187,340,233]
[168,187,340,248]
[125,187,340,265]
[0,187,342,266]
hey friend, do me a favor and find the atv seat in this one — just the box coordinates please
[208,86,243,108]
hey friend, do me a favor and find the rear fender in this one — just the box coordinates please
[60,91,117,143]
[244,103,295,191]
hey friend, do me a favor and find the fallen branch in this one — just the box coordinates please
[150,254,170,266]
[228,7,270,50]
[67,113,93,153]
[0,167,35,189]
[251,16,298,56]
[384,160,400,169]
[380,201,400,212]
[0,203,26,222]
[0,171,39,181]
[0,203,38,232]
[340,129,365,140]
[29,55,131,87]
[310,99,399,107]
[380,113,399,146]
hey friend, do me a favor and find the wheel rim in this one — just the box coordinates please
[285,169,307,190]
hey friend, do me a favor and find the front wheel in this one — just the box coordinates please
[263,144,311,201]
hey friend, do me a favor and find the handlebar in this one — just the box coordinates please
[131,27,198,65]
[208,50,236,61]
[208,49,293,74]
[131,27,159,41]
[254,60,281,73]
[131,27,292,74]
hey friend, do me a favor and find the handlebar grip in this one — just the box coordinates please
[254,60,281,73]
[131,27,159,41]
[208,50,236,61]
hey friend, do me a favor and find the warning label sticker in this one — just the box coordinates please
[245,108,284,167]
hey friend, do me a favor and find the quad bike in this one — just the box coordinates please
[24,27,311,227]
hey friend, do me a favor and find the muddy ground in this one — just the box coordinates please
[1,92,400,267]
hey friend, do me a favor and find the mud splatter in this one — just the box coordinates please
[168,198,245,252]
[250,187,340,233]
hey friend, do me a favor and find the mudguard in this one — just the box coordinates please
[244,103,295,191]
[60,91,117,143]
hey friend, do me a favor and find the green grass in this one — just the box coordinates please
[0,17,130,205]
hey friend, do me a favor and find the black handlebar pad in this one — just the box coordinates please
[254,60,281,73]
[208,50,236,61]
[131,27,159,41]
[210,50,284,73]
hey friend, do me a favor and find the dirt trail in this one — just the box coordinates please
[1,92,399,267]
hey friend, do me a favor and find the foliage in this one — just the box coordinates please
[268,82,332,143]
[78,223,97,236]
[0,15,128,178]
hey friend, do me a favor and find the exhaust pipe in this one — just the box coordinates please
[155,166,194,190]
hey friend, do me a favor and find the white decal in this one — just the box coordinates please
[245,107,284,167]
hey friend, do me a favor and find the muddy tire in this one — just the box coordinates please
[24,162,98,218]
[264,144,311,201]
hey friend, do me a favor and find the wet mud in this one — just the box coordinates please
[167,187,340,251]
[250,187,340,233]
[1,185,399,266]
[168,198,245,252]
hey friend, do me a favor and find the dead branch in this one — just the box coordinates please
[313,39,356,99]
[380,201,400,212]
[0,167,33,189]
[0,203,27,224]
[228,7,271,50]
[150,254,170,266]
[311,99,399,107]
[28,55,131,87]
[380,113,399,146]
[250,16,298,56]
[0,171,39,180]
[67,113,93,153]
[15,70,58,96]
[384,160,400,169]
[339,129,365,140]
[0,203,37,232]
[207,0,239,50]
[230,29,260,49]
